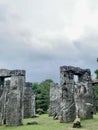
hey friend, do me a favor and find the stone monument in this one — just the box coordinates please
[49,82,61,117]
[24,82,35,118]
[60,66,95,122]
[0,69,25,126]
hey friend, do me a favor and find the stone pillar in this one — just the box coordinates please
[3,80,10,124]
[74,69,95,119]
[0,69,11,125]
[24,82,35,118]
[48,83,61,116]
[6,70,25,126]
[60,66,95,121]
[75,70,95,118]
[0,78,4,97]
[60,66,76,122]
[31,94,35,117]
[0,77,4,125]
[83,71,96,115]
[74,82,93,119]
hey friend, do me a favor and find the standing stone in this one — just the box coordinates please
[31,94,35,117]
[60,66,76,122]
[24,82,35,118]
[48,83,61,117]
[6,70,25,126]
[0,77,5,125]
[3,80,10,124]
[75,69,95,118]
[0,69,11,125]
[92,79,98,114]
[74,82,93,119]
[60,66,95,122]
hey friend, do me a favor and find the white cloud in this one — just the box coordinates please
[0,0,98,82]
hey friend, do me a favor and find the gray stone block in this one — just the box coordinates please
[24,82,35,118]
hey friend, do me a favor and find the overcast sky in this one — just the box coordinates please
[0,0,98,82]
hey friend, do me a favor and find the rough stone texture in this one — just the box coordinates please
[0,69,36,126]
[3,80,10,124]
[48,83,61,117]
[60,66,95,122]
[73,116,81,128]
[74,82,93,119]
[0,69,10,77]
[60,66,76,122]
[9,70,25,76]
[0,90,4,125]
[92,79,98,114]
[6,70,25,126]
[24,82,35,118]
[0,69,25,126]
[92,79,98,85]
[0,77,5,124]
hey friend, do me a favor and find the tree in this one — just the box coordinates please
[32,82,39,94]
[32,79,53,112]
[95,70,98,79]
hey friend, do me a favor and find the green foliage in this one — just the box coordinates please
[94,84,98,98]
[95,69,98,79]
[94,84,98,111]
[32,79,53,112]
[32,82,39,94]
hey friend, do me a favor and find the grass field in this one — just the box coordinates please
[0,114,98,130]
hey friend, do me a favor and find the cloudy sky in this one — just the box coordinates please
[0,0,98,82]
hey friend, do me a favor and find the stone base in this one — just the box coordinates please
[73,117,81,128]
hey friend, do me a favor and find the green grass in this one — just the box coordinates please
[1,114,98,130]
